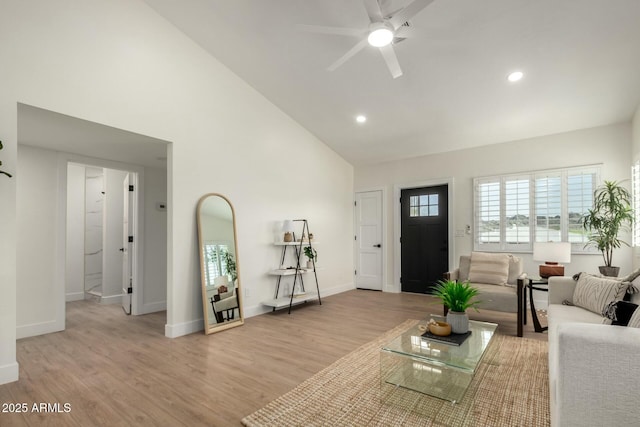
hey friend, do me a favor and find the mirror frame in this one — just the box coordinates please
[196,193,244,334]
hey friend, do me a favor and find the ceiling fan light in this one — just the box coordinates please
[507,71,524,82]
[368,27,394,47]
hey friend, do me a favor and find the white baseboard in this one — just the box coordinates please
[0,362,19,385]
[166,284,355,337]
[165,319,203,338]
[16,319,63,339]
[66,292,85,302]
[100,294,123,305]
[141,301,166,314]
[243,282,355,318]
[384,283,400,293]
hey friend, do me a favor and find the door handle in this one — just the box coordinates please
[373,244,381,248]
[119,248,125,252]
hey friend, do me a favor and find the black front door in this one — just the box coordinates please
[400,185,449,294]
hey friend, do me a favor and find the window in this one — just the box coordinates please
[409,193,439,217]
[203,243,230,285]
[474,166,599,252]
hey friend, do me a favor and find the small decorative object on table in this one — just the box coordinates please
[431,279,481,334]
[427,318,451,336]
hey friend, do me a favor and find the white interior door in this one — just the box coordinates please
[355,190,383,290]
[121,174,132,314]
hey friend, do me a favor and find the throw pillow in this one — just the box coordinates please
[627,307,640,328]
[468,252,510,286]
[602,301,639,326]
[572,273,630,316]
[619,267,640,283]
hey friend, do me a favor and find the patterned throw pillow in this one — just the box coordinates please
[572,273,630,315]
[602,301,639,326]
[627,307,640,328]
[468,252,510,286]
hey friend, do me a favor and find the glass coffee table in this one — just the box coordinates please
[380,318,497,403]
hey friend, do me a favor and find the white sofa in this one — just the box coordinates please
[547,276,640,426]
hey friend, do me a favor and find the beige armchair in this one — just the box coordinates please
[444,252,526,336]
[209,276,239,323]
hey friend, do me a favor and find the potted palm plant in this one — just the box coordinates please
[582,180,634,277]
[431,279,480,333]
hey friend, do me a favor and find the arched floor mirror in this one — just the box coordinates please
[196,193,244,334]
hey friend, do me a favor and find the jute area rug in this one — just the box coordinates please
[242,319,549,427]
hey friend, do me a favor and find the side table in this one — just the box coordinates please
[527,278,549,333]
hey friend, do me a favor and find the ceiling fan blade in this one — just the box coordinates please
[388,0,435,30]
[327,39,369,72]
[296,24,364,38]
[379,44,403,78]
[363,0,384,23]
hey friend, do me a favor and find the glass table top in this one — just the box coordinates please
[381,318,498,373]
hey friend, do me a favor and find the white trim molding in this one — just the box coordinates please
[0,362,19,385]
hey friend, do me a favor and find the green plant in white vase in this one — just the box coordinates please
[303,246,317,269]
[431,279,480,334]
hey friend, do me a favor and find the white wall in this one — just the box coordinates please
[632,104,640,269]
[355,123,633,289]
[0,0,354,383]
[66,163,85,301]
[142,167,168,311]
[103,168,129,302]
[16,145,65,339]
[84,167,104,296]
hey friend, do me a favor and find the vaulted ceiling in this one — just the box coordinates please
[145,1,640,166]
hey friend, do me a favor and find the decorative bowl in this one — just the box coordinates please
[428,321,452,337]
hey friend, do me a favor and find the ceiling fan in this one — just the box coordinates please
[298,0,435,79]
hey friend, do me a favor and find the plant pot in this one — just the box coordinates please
[306,260,314,269]
[599,266,620,277]
[446,311,469,334]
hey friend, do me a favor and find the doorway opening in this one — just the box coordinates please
[66,163,139,314]
[16,103,169,339]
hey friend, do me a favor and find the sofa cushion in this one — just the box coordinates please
[468,252,509,286]
[572,273,629,316]
[628,307,640,328]
[548,304,606,330]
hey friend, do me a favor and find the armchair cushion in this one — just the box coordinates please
[468,251,509,285]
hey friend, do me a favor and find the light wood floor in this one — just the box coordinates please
[0,290,547,426]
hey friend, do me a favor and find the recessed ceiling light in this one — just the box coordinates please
[507,71,524,82]
[356,115,367,123]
